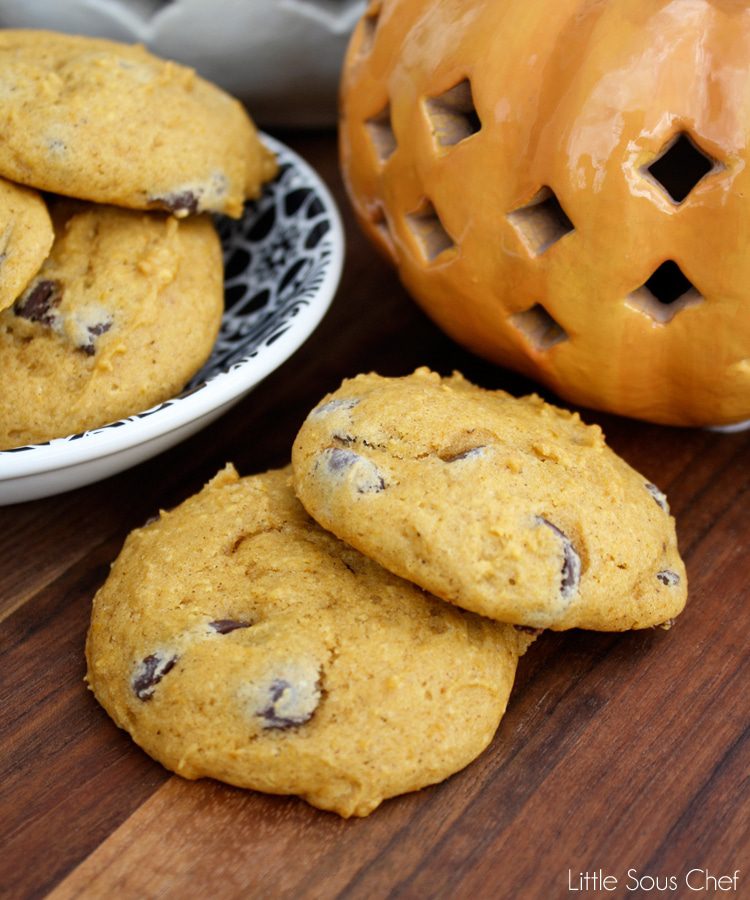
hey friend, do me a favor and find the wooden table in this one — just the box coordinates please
[1,133,748,900]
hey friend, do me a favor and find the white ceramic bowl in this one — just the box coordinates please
[0,134,343,505]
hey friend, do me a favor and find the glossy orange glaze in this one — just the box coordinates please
[340,0,750,425]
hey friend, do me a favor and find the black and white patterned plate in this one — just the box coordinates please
[0,134,343,504]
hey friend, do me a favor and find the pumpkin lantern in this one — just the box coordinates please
[340,0,750,426]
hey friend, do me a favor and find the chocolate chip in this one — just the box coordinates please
[536,517,581,600]
[80,320,113,356]
[312,397,360,416]
[209,619,252,634]
[256,672,321,729]
[132,653,178,701]
[321,447,386,494]
[327,447,359,472]
[645,482,670,513]
[150,190,199,216]
[441,446,486,463]
[514,624,544,636]
[656,570,680,587]
[14,280,62,326]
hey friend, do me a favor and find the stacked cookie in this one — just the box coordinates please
[0,30,276,450]
[86,369,687,817]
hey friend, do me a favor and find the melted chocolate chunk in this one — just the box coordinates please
[209,619,252,635]
[656,570,680,587]
[327,447,359,472]
[645,482,670,513]
[81,320,113,356]
[536,516,582,600]
[322,448,386,493]
[132,653,178,701]
[14,280,62,326]
[258,676,320,730]
[312,397,360,416]
[150,190,199,216]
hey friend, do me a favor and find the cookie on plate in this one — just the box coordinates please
[291,369,687,631]
[0,30,277,217]
[0,201,223,449]
[0,176,54,312]
[86,465,532,818]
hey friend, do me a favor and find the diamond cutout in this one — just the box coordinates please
[509,304,568,351]
[507,187,575,256]
[425,79,481,147]
[645,133,719,203]
[627,261,703,323]
[365,103,396,163]
[406,200,455,262]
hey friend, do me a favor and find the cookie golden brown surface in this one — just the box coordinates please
[0,201,223,448]
[0,30,276,217]
[292,369,687,631]
[0,176,53,312]
[86,465,531,818]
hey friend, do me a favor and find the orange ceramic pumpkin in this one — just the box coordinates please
[340,0,750,426]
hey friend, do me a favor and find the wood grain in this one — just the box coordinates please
[1,133,748,900]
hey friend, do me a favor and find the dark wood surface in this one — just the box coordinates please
[1,133,748,900]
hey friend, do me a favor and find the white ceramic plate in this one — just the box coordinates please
[0,134,344,505]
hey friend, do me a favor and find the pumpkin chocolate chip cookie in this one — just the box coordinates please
[86,465,532,818]
[0,201,223,449]
[291,368,688,631]
[0,30,276,217]
[0,176,53,312]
